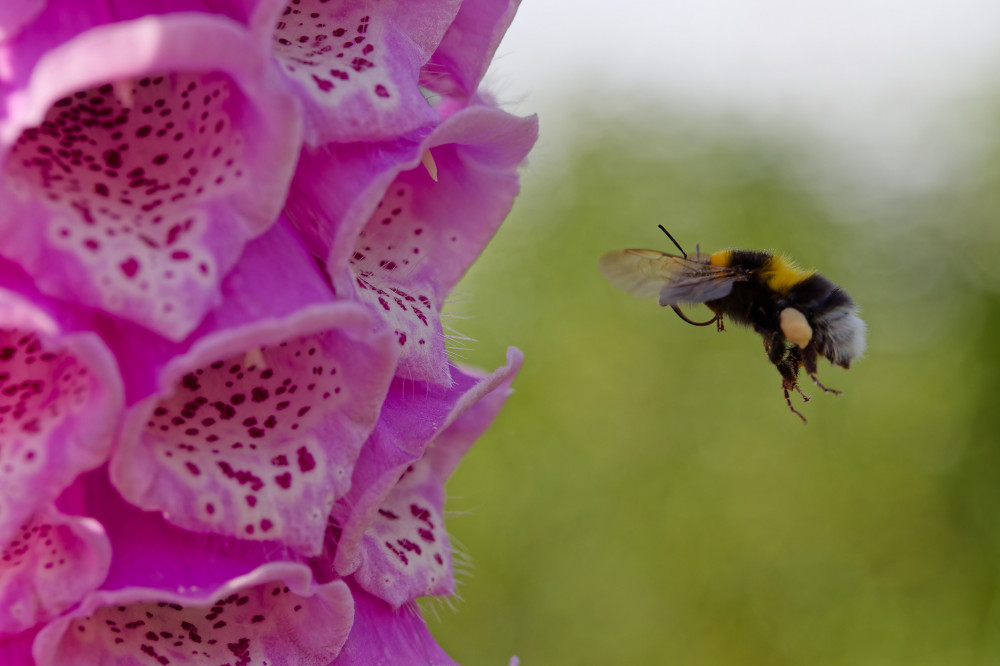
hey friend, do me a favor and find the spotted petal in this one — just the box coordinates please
[0,13,302,340]
[0,507,111,636]
[110,219,397,555]
[43,473,354,661]
[288,101,538,384]
[0,261,123,546]
[334,347,522,607]
[33,561,353,666]
[263,0,461,144]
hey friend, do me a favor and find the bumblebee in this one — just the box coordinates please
[599,226,866,423]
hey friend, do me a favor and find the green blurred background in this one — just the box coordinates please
[421,101,1000,664]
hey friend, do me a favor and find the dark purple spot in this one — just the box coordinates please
[213,401,236,420]
[385,541,408,565]
[312,75,334,92]
[398,538,422,555]
[102,149,122,168]
[411,504,432,527]
[296,446,316,473]
[120,257,139,278]
[227,638,250,662]
[216,461,264,491]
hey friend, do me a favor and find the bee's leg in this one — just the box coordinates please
[776,347,810,423]
[777,355,809,403]
[782,382,808,424]
[801,346,842,395]
[716,314,726,332]
[791,381,811,402]
[807,374,842,395]
[761,334,810,422]
[669,305,720,327]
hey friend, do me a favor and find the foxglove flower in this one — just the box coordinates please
[287,102,538,385]
[0,11,302,340]
[0,0,537,664]
[266,0,463,144]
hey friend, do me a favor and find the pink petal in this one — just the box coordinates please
[333,580,457,666]
[288,101,537,384]
[33,562,354,666]
[0,13,302,340]
[0,261,123,546]
[352,455,452,605]
[61,468,312,591]
[0,0,44,41]
[266,0,462,144]
[422,0,521,100]
[336,348,523,607]
[0,507,111,636]
[110,222,397,556]
[0,627,36,665]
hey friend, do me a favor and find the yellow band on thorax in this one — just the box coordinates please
[708,250,732,267]
[763,254,814,294]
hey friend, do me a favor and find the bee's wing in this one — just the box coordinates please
[599,248,745,304]
[599,249,691,299]
[656,266,745,306]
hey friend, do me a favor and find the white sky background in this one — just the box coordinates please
[484,0,1000,193]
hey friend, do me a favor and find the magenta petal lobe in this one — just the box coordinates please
[1,15,302,340]
[0,286,123,545]
[351,180,449,384]
[7,75,239,335]
[353,458,451,607]
[33,564,353,666]
[112,303,397,555]
[272,0,456,143]
[333,581,457,666]
[0,509,111,636]
[336,348,523,606]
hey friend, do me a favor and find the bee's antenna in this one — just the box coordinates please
[658,225,687,258]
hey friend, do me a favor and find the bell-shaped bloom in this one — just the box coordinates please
[0,260,122,546]
[332,348,523,607]
[261,0,462,144]
[109,220,398,555]
[23,470,355,664]
[288,100,538,385]
[0,11,301,340]
[34,564,352,666]
[0,507,111,637]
